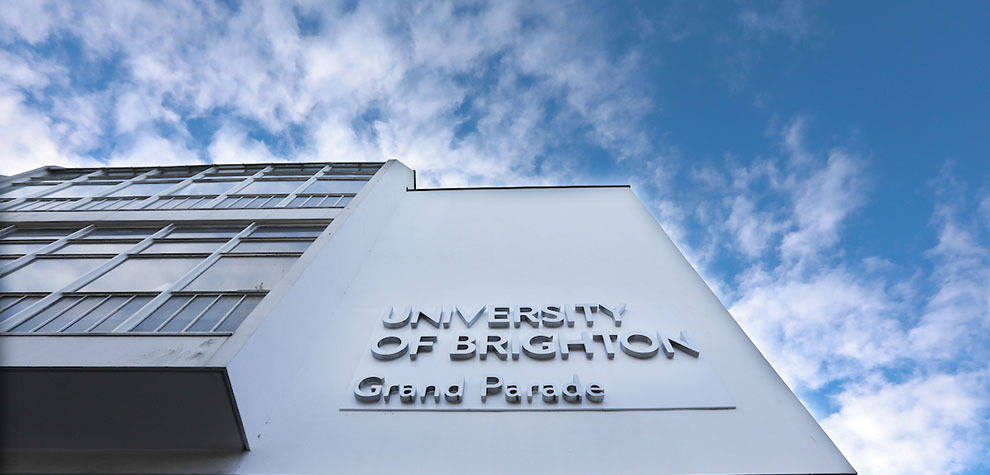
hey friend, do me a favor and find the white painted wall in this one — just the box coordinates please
[4,183,854,474]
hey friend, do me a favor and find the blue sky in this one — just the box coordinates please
[0,1,987,472]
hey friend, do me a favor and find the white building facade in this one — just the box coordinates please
[0,160,855,474]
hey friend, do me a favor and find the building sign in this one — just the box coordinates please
[341,303,735,411]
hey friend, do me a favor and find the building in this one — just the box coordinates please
[0,160,855,474]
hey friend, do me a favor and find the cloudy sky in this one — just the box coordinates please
[1,1,987,472]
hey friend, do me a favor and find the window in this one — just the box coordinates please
[44,183,120,198]
[0,257,110,292]
[2,228,80,240]
[107,181,176,197]
[183,256,296,291]
[231,241,311,253]
[79,257,201,292]
[170,180,239,195]
[140,241,223,254]
[52,242,137,255]
[251,226,324,238]
[0,242,51,255]
[167,227,242,239]
[237,180,304,194]
[0,183,59,198]
[303,179,366,194]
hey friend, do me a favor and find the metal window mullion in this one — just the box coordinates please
[0,170,104,210]
[26,296,86,333]
[276,165,331,207]
[152,295,196,332]
[65,169,158,210]
[83,294,137,333]
[113,223,258,332]
[182,294,222,332]
[0,295,28,315]
[0,225,96,277]
[201,166,272,209]
[55,295,113,333]
[0,224,175,332]
[135,166,215,210]
[0,225,16,238]
[210,294,247,332]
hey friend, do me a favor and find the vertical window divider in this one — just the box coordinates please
[0,225,16,237]
[151,295,196,332]
[211,294,248,332]
[83,295,138,333]
[276,165,331,208]
[0,225,96,277]
[135,166,216,210]
[182,294,223,332]
[202,167,273,209]
[0,170,104,210]
[114,223,258,332]
[55,295,114,333]
[0,224,175,333]
[25,296,86,333]
[65,169,160,210]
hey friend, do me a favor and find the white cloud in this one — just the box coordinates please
[822,371,988,475]
[208,124,283,165]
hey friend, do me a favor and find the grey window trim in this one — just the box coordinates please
[0,225,96,277]
[80,294,138,332]
[0,225,15,238]
[275,165,332,207]
[0,224,174,332]
[65,169,160,210]
[113,223,258,332]
[53,295,114,332]
[181,294,223,332]
[201,167,272,209]
[1,170,104,210]
[134,166,217,210]
[211,294,248,332]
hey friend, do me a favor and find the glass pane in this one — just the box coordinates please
[168,227,242,239]
[141,241,223,254]
[80,257,202,292]
[0,258,109,292]
[87,227,157,239]
[89,295,153,332]
[304,179,367,194]
[107,181,176,197]
[171,180,239,195]
[232,240,311,253]
[251,226,325,238]
[160,295,217,332]
[237,180,304,194]
[10,296,86,333]
[131,295,192,332]
[52,242,136,255]
[0,242,51,254]
[183,256,297,291]
[215,295,263,332]
[2,228,79,240]
[45,183,120,198]
[288,196,308,208]
[33,296,109,333]
[187,295,243,331]
[61,296,132,332]
[0,296,43,325]
[0,184,58,198]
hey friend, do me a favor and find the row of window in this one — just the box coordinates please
[0,222,327,334]
[0,162,382,211]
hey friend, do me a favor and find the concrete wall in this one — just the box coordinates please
[3,183,854,474]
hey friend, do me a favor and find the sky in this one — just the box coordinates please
[0,1,987,473]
